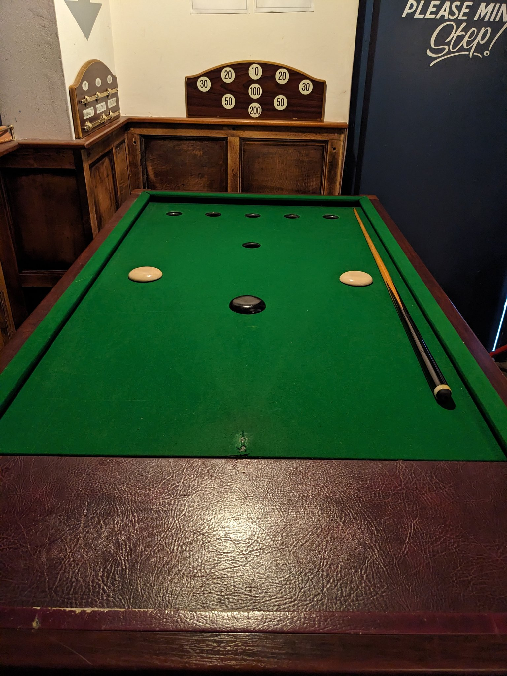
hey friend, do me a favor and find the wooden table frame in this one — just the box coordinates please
[1,193,507,674]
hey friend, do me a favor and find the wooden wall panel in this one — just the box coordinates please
[114,141,131,204]
[0,261,15,348]
[2,170,89,270]
[143,136,228,192]
[90,152,118,231]
[0,176,26,327]
[240,140,327,195]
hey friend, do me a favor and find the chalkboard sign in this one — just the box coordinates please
[349,0,507,347]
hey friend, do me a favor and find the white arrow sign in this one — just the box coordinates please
[64,0,102,40]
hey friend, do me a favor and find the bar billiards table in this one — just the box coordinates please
[1,191,507,673]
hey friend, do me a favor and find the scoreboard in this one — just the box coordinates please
[186,61,326,121]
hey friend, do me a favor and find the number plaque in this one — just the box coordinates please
[185,61,325,121]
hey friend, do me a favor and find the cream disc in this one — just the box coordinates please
[340,270,373,287]
[128,266,163,283]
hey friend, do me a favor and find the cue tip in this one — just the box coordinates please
[434,384,453,403]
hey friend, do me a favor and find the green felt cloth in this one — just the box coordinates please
[0,194,504,459]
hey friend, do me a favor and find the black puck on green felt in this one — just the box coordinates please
[229,296,266,314]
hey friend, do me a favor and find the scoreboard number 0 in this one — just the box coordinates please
[249,63,263,80]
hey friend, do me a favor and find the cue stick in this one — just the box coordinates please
[353,208,452,404]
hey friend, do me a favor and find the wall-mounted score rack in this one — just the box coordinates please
[186,61,326,121]
[69,60,121,139]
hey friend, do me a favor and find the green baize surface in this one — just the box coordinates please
[0,200,503,459]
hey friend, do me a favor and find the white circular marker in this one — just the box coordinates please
[340,271,373,287]
[82,81,89,91]
[95,78,102,87]
[222,94,236,110]
[274,94,287,111]
[299,79,313,95]
[197,76,211,92]
[128,266,163,283]
[248,103,262,118]
[248,83,262,99]
[249,63,262,80]
[221,67,235,83]
[107,75,113,84]
[276,68,289,84]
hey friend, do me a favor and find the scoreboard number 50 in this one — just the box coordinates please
[274,95,287,111]
[222,94,236,110]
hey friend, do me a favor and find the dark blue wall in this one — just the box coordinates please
[346,0,507,348]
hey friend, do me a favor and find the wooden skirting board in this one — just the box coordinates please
[0,116,347,338]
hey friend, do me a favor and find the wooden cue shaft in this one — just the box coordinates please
[353,208,452,402]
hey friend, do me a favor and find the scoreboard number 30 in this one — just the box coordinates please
[197,76,211,92]
[299,79,313,95]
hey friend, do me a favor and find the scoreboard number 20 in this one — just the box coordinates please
[221,67,235,83]
[275,68,289,84]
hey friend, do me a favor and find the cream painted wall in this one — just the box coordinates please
[54,0,116,89]
[110,0,359,121]
[0,0,71,139]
